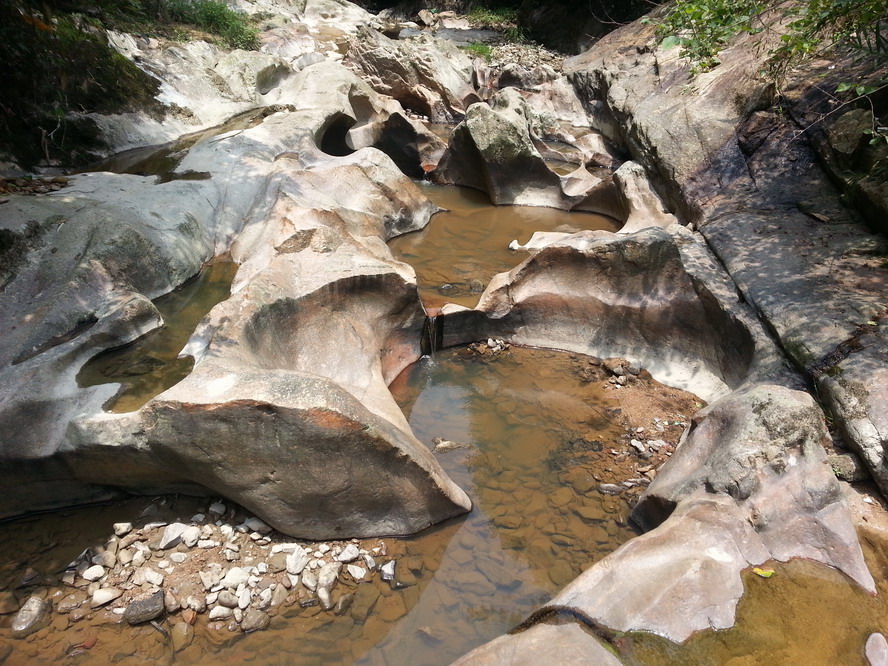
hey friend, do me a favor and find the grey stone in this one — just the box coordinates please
[124,590,164,624]
[208,605,233,620]
[164,590,180,613]
[241,609,270,633]
[244,517,272,534]
[171,622,193,652]
[113,522,133,537]
[301,570,318,592]
[346,564,367,581]
[10,596,50,638]
[336,543,360,563]
[380,560,396,581]
[82,565,105,582]
[159,523,189,550]
[220,567,249,589]
[286,546,310,575]
[180,526,201,548]
[143,568,164,586]
[217,590,239,608]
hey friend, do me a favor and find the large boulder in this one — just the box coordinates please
[632,385,873,592]
[345,26,478,123]
[565,8,888,499]
[434,88,622,214]
[439,227,786,402]
[0,62,471,536]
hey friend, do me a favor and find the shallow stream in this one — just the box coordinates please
[2,346,682,664]
[389,183,618,309]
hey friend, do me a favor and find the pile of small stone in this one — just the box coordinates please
[467,338,510,357]
[488,41,564,72]
[0,176,69,198]
[9,500,404,650]
[578,357,649,387]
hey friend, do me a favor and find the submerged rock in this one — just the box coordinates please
[241,609,271,633]
[454,619,621,666]
[866,633,888,666]
[10,596,50,638]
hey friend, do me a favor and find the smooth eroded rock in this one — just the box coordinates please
[10,596,50,638]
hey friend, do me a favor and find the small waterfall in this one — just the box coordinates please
[420,313,443,356]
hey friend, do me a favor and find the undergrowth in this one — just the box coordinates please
[462,42,493,60]
[467,4,526,41]
[651,0,888,76]
[1,0,258,167]
[161,0,258,50]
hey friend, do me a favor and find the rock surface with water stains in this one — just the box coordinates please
[442,226,786,402]
[434,88,621,215]
[632,384,874,593]
[0,59,470,535]
[565,8,888,502]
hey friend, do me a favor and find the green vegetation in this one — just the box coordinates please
[653,0,888,75]
[462,42,493,60]
[466,4,526,42]
[161,0,258,49]
[652,0,765,72]
[0,0,258,167]
[0,4,161,166]
[467,5,518,26]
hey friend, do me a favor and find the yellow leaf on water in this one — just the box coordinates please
[752,567,775,578]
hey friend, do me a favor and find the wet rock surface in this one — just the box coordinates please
[9,597,50,639]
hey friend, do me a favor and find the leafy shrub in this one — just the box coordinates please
[462,42,493,60]
[653,0,765,72]
[163,0,258,49]
[654,0,888,74]
[467,5,518,26]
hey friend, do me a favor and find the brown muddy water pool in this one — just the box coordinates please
[388,183,619,309]
[76,259,238,413]
[0,345,700,664]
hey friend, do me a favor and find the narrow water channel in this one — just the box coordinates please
[388,183,619,309]
[76,259,238,412]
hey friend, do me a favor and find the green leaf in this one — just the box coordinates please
[661,35,682,50]
[836,82,853,92]
[753,567,775,578]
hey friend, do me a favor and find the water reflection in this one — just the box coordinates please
[76,259,238,412]
[373,346,638,664]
